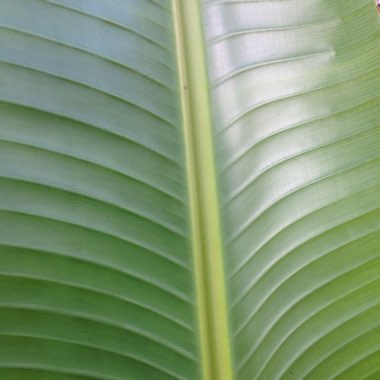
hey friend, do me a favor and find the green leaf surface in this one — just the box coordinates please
[0,0,379,379]
[202,0,380,379]
[0,1,197,379]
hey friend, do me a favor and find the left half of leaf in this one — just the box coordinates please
[0,1,199,379]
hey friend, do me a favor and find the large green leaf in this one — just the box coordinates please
[0,0,379,379]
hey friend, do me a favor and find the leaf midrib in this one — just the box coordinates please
[171,1,233,379]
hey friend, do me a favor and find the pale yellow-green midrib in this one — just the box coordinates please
[172,1,233,380]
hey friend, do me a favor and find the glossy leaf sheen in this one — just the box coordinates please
[0,0,379,379]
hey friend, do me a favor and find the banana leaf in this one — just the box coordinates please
[0,0,379,379]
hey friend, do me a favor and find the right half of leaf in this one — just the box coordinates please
[201,1,380,379]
